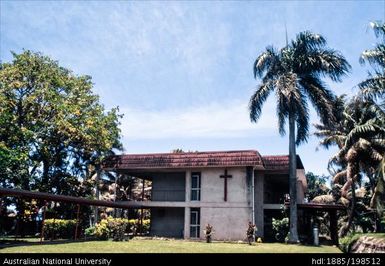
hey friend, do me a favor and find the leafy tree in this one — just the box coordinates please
[249,31,350,242]
[305,172,330,201]
[0,50,123,226]
[171,148,184,153]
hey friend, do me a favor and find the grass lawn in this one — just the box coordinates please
[356,233,385,239]
[0,238,341,253]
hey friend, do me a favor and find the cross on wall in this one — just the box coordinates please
[220,169,232,202]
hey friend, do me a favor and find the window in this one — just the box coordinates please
[190,208,200,238]
[191,172,201,201]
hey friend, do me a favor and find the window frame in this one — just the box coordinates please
[190,208,200,238]
[191,172,201,201]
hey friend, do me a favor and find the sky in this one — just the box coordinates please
[1,0,384,176]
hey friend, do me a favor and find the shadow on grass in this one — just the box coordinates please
[0,237,98,249]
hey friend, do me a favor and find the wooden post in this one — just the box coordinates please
[329,210,338,246]
[14,198,20,241]
[74,204,81,240]
[94,166,101,225]
[0,196,2,216]
[40,201,47,244]
[51,202,56,241]
[0,196,2,239]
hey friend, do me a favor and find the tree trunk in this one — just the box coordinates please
[42,157,50,192]
[94,165,101,224]
[288,112,299,243]
[340,180,356,237]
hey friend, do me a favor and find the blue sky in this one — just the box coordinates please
[1,1,384,176]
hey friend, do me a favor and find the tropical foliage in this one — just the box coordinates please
[305,172,330,201]
[359,21,385,102]
[272,217,289,243]
[85,217,150,241]
[43,219,77,240]
[250,31,350,242]
[314,21,385,237]
[0,50,123,231]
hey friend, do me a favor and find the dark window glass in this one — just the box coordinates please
[190,208,200,238]
[192,176,198,188]
[191,173,201,201]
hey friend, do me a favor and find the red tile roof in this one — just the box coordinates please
[101,150,304,171]
[102,150,264,169]
[262,155,304,170]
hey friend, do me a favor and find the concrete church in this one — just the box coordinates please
[102,150,307,241]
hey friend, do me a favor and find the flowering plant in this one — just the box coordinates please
[203,224,214,243]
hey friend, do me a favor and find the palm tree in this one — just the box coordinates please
[371,157,385,223]
[314,94,348,151]
[358,21,385,232]
[316,97,385,235]
[249,32,350,242]
[359,21,385,101]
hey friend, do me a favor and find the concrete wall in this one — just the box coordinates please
[150,207,185,238]
[200,207,251,240]
[183,167,252,240]
[200,167,248,203]
[148,166,306,241]
[254,171,264,238]
[151,172,185,202]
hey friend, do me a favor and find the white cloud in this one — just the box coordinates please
[120,98,277,140]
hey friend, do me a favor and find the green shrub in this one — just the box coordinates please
[84,226,95,238]
[128,218,150,233]
[272,217,289,242]
[339,234,361,253]
[43,219,77,240]
[108,218,127,241]
[85,217,150,241]
[94,219,109,240]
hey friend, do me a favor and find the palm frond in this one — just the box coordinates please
[358,74,385,99]
[359,44,385,68]
[277,104,287,136]
[299,75,335,125]
[370,157,385,212]
[291,31,326,52]
[303,49,351,82]
[369,21,385,39]
[294,90,310,145]
[316,133,346,149]
[344,119,379,148]
[250,31,349,156]
[249,81,273,122]
[253,46,279,79]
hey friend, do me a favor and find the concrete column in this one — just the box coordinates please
[185,170,191,202]
[184,170,191,239]
[184,207,190,239]
[254,171,264,238]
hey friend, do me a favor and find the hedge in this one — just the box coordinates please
[85,217,150,241]
[43,219,77,240]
